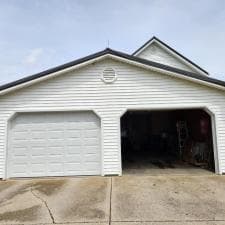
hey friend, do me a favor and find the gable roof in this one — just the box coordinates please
[133,36,209,75]
[0,48,225,95]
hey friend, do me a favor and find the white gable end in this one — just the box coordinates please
[137,42,198,73]
[133,37,208,76]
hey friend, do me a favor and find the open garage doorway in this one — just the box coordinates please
[121,109,215,174]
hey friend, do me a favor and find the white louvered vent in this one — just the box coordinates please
[102,68,117,83]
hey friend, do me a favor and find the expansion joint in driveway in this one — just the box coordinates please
[109,177,112,225]
[30,187,55,224]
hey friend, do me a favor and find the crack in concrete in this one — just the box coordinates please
[30,187,55,224]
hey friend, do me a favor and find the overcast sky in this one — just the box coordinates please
[0,0,225,85]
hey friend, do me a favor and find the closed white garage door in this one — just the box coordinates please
[7,111,101,178]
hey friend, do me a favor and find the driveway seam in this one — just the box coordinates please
[111,219,225,222]
[0,222,108,225]
[109,177,112,225]
[30,187,55,224]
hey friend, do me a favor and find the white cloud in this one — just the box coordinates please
[23,48,44,65]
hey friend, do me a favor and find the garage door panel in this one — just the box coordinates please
[85,154,100,162]
[85,146,99,154]
[29,124,47,130]
[65,154,82,160]
[11,142,29,149]
[65,155,82,163]
[12,124,30,130]
[30,144,46,151]
[48,146,64,155]
[30,132,46,140]
[31,163,46,172]
[31,146,46,155]
[67,139,82,146]
[65,130,81,138]
[47,131,64,139]
[11,163,28,174]
[12,131,29,140]
[84,129,99,138]
[47,124,65,130]
[81,122,99,129]
[13,156,29,162]
[31,158,46,165]
[84,162,101,170]
[67,122,85,130]
[12,146,28,155]
[13,155,28,161]
[47,140,64,147]
[84,138,99,146]
[66,146,82,154]
[48,162,64,173]
[7,111,101,178]
[65,165,82,174]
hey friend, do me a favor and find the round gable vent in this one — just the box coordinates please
[102,68,117,83]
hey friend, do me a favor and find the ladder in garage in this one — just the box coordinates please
[176,121,189,160]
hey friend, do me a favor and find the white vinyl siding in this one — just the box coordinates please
[0,58,225,177]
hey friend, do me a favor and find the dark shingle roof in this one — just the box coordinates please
[0,48,225,92]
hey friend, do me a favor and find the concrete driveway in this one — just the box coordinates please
[0,175,225,225]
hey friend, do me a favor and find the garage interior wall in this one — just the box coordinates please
[0,58,225,177]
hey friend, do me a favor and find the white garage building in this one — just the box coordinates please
[0,37,225,178]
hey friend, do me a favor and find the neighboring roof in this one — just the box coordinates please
[132,36,209,75]
[0,48,225,94]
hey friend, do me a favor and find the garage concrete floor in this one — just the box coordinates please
[123,162,214,176]
[0,174,225,225]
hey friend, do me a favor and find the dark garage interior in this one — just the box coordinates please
[121,109,215,173]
